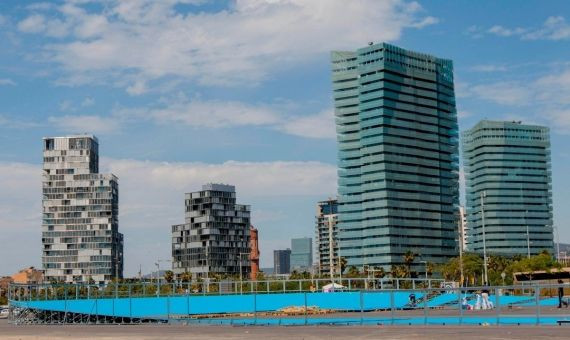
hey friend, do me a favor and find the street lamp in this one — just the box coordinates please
[155,259,171,297]
[239,252,250,294]
[480,191,489,285]
[458,215,465,287]
[420,261,428,282]
[554,225,560,262]
[524,210,531,259]
[501,272,506,286]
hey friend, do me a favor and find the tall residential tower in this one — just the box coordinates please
[462,120,554,256]
[42,136,123,283]
[331,43,460,273]
[171,184,251,279]
[315,199,339,276]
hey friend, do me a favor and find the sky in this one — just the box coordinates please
[1,0,570,277]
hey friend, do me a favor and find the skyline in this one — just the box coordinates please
[1,0,570,276]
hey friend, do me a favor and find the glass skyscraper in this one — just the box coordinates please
[331,43,460,272]
[290,237,313,272]
[462,120,554,256]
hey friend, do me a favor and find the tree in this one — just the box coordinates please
[375,267,386,279]
[391,265,408,279]
[164,270,174,283]
[403,250,417,278]
[180,272,191,283]
[347,266,360,278]
[339,257,348,274]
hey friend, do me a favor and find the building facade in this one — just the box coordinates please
[273,249,291,275]
[290,237,313,272]
[315,199,339,276]
[42,136,123,284]
[171,184,251,279]
[331,43,460,273]
[462,120,554,256]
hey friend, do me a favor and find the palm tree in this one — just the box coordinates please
[339,257,348,274]
[403,250,417,278]
[164,270,174,283]
[180,271,191,283]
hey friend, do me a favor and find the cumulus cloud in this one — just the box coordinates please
[279,109,336,138]
[474,16,570,41]
[48,115,120,134]
[18,0,437,88]
[0,78,17,86]
[0,158,336,274]
[111,97,336,138]
[461,65,570,134]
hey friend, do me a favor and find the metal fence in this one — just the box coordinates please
[7,281,570,326]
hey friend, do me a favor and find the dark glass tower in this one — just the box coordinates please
[331,43,460,273]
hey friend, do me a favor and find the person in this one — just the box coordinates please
[481,284,491,310]
[558,279,568,308]
[408,293,417,308]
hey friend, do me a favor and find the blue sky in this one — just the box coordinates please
[1,0,570,276]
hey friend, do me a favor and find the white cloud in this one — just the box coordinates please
[469,81,533,106]
[149,99,282,128]
[480,16,570,41]
[59,99,73,111]
[17,14,46,33]
[470,64,508,73]
[20,0,437,89]
[48,115,120,134]
[0,78,16,86]
[114,97,336,138]
[280,109,336,139]
[81,96,95,107]
[0,158,336,275]
[523,16,570,40]
[126,80,148,96]
[487,25,526,37]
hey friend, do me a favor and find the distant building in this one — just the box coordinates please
[42,136,123,284]
[250,226,260,280]
[171,184,251,279]
[273,249,291,275]
[332,42,460,272]
[462,120,554,256]
[290,237,312,272]
[315,199,339,276]
[11,267,44,284]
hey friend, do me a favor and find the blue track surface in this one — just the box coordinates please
[10,291,565,322]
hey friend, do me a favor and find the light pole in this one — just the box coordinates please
[239,252,249,294]
[524,210,531,259]
[420,261,428,282]
[554,225,560,262]
[328,213,335,282]
[481,191,489,285]
[155,259,171,297]
[458,215,465,287]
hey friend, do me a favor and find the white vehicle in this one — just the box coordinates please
[0,308,9,319]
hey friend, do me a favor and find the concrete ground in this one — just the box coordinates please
[1,319,570,339]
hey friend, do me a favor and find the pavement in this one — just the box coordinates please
[1,319,570,339]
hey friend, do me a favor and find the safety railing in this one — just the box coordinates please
[7,282,570,326]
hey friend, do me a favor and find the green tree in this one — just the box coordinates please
[339,257,348,274]
[164,270,174,283]
[179,272,191,283]
[403,250,417,278]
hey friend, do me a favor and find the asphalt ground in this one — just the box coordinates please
[2,319,570,339]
